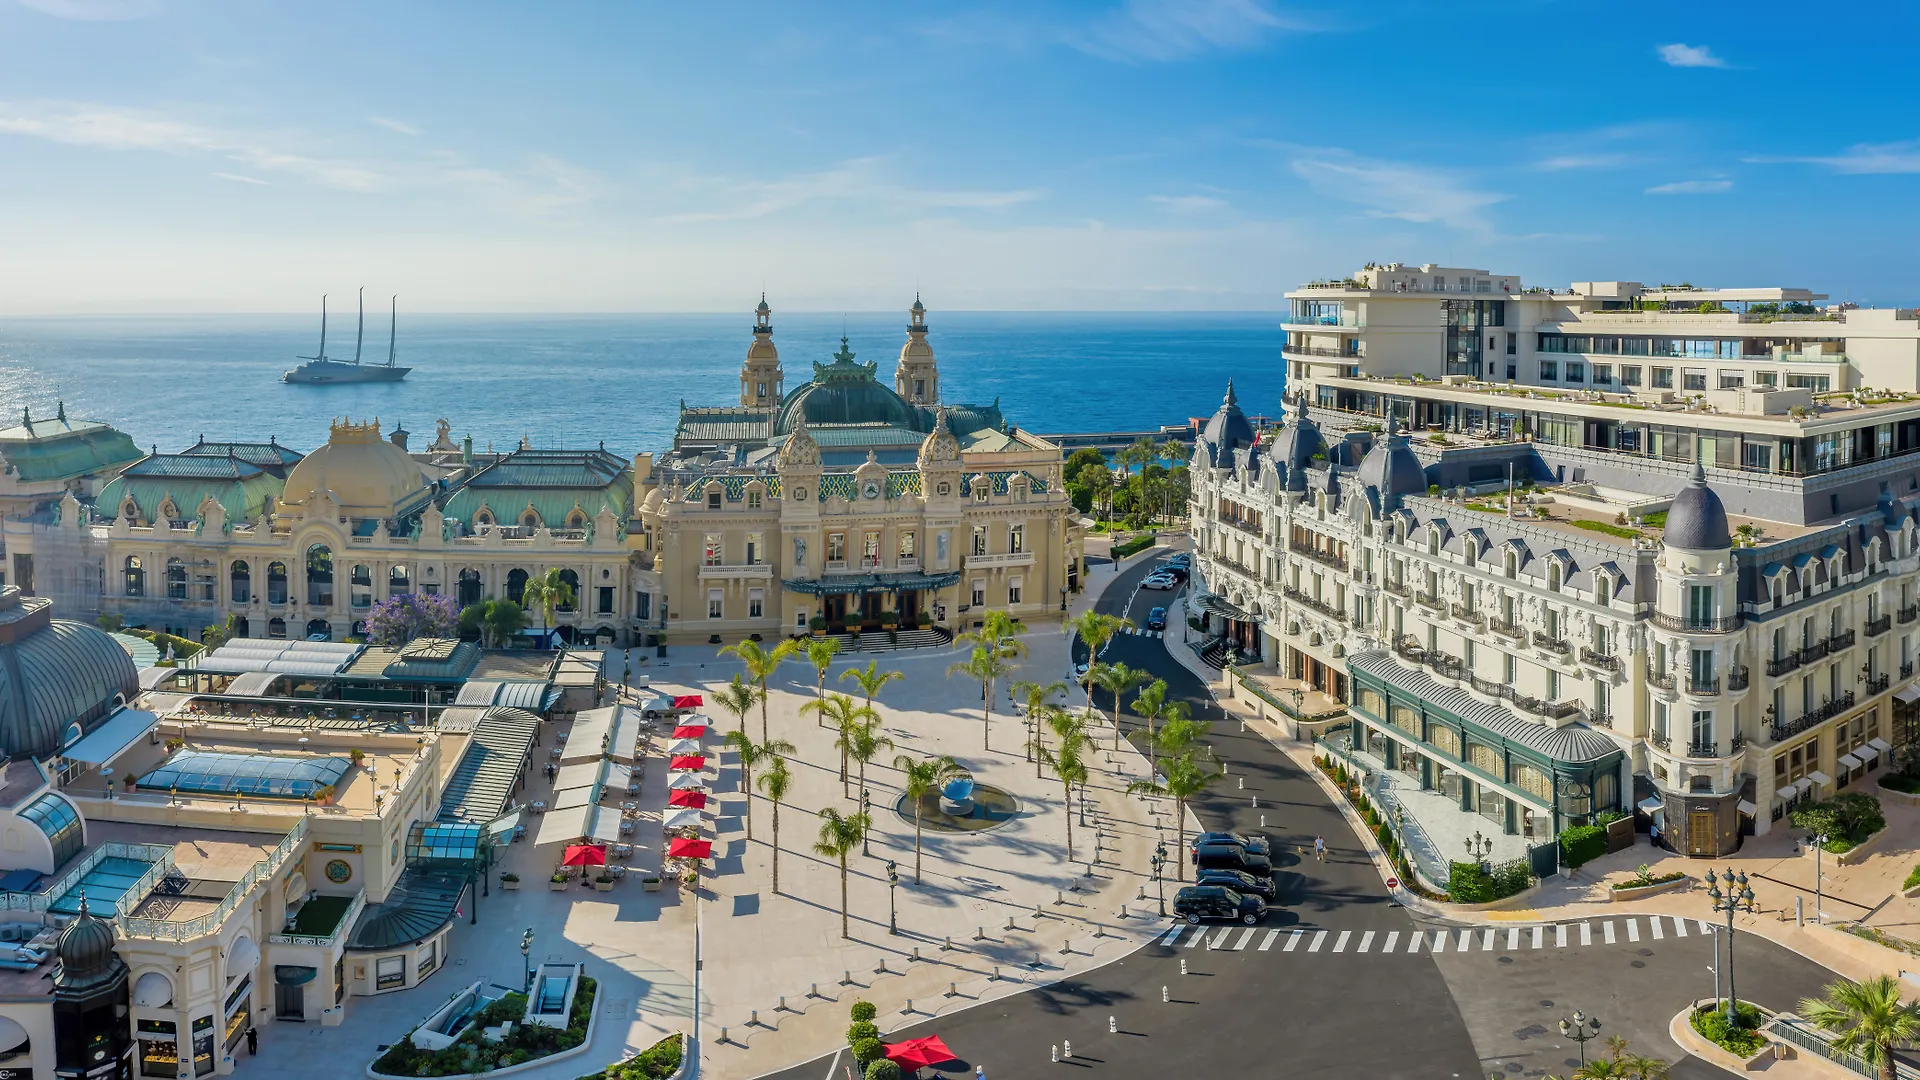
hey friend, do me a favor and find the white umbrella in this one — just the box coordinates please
[662,807,703,829]
[670,772,708,791]
[667,738,702,755]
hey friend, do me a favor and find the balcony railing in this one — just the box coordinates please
[1867,674,1891,696]
[1900,605,1919,625]
[1905,661,1916,680]
[1491,619,1525,641]
[1827,629,1856,652]
[1650,731,1671,751]
[1769,691,1856,742]
[1727,665,1750,691]
[1579,649,1622,674]
[1288,544,1348,572]
[1394,636,1425,664]
[1688,740,1723,758]
[1588,712,1613,729]
[1416,592,1446,613]
[1767,653,1802,678]
[1283,586,1347,622]
[1224,518,1263,538]
[121,818,308,941]
[1800,639,1831,662]
[1449,602,1485,628]
[1652,612,1744,634]
[1281,344,1362,359]
[1648,672,1675,691]
[1532,631,1570,655]
[268,888,367,948]
[1381,580,1410,598]
[1867,615,1892,638]
[1686,676,1721,696]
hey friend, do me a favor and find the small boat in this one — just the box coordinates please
[283,289,411,384]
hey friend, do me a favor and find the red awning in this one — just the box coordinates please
[672,695,703,708]
[667,789,707,809]
[669,755,706,771]
[671,725,707,739]
[560,844,606,867]
[884,1037,957,1070]
[666,837,712,859]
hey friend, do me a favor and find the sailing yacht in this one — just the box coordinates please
[282,290,412,384]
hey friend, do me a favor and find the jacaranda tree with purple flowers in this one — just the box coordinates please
[364,592,460,647]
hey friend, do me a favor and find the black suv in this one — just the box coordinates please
[1195,868,1278,900]
[1172,885,1266,925]
[1190,831,1271,860]
[1192,842,1273,877]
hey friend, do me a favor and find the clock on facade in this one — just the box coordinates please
[862,480,881,500]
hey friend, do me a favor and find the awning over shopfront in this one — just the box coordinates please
[1806,770,1833,788]
[1637,796,1665,815]
[782,570,962,596]
[1838,752,1865,771]
[1737,800,1757,816]
[1869,736,1894,753]
[273,966,317,986]
[1194,593,1258,622]
[1858,744,1881,763]
[1894,685,1920,706]
[534,803,595,846]
[1348,650,1621,765]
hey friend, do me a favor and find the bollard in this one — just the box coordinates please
[1055,890,1065,905]
[1251,796,1258,808]
[809,982,821,998]
[904,999,913,1014]
[911,947,921,963]
[947,981,958,997]
[1051,1046,1059,1063]
[1060,938,1072,954]
[1162,985,1169,1002]
[1006,916,1017,932]
[841,969,853,985]
[750,1010,759,1027]
[1797,895,1804,926]
[1109,1016,1117,1034]
[990,965,1000,981]
[777,995,787,1012]
[719,1026,729,1045]
[1238,776,1244,790]
[943,935,953,951]
[976,925,987,940]
[1179,958,1187,975]
[1036,902,1045,919]
[1119,904,1129,919]
[1064,1041,1072,1059]
[875,959,890,975]
[1260,814,1266,828]
[1137,885,1146,901]
[1206,934,1215,951]
[1085,862,1095,878]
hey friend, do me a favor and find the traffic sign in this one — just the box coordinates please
[1385,878,1399,889]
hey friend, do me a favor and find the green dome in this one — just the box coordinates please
[0,587,138,759]
[773,338,925,436]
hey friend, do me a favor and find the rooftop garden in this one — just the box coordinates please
[288,894,356,937]
[372,978,596,1077]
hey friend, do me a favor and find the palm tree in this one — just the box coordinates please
[802,693,875,794]
[1154,712,1210,762]
[1010,679,1067,772]
[947,646,1014,752]
[893,753,967,883]
[1064,611,1129,712]
[805,637,841,713]
[458,598,527,649]
[1089,661,1150,750]
[521,568,574,649]
[723,730,794,843]
[839,660,904,716]
[1800,975,1920,1080]
[1127,751,1219,881]
[844,718,894,804]
[813,808,869,939]
[1129,678,1169,766]
[757,755,793,892]
[713,675,759,739]
[1041,726,1091,860]
[721,638,799,743]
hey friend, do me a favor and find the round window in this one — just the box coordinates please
[792,487,808,502]
[324,859,353,884]
[937,483,951,497]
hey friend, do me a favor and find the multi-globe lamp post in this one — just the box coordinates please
[1150,841,1168,916]
[520,926,535,993]
[1705,868,1757,1025]
[1558,1010,1601,1065]
[886,860,899,936]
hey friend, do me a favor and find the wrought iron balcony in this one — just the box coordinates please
[1449,602,1485,628]
[1381,580,1410,598]
[1283,586,1347,622]
[1766,653,1802,678]
[1532,631,1570,655]
[1588,712,1613,729]
[1731,730,1747,752]
[1827,629,1856,652]
[1905,661,1916,679]
[1416,592,1446,612]
[1491,619,1526,641]
[1769,691,1856,741]
[1288,543,1348,572]
[1867,674,1891,696]
[1867,615,1892,638]
[1726,665,1750,692]
[1686,676,1721,696]
[1687,740,1723,758]
[1801,639,1830,662]
[1648,672,1675,691]
[1649,730,1671,751]
[1901,605,1919,625]
[1579,649,1622,674]
[1651,611,1744,634]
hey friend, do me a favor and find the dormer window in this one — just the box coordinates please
[1596,575,1611,607]
[1428,530,1440,556]
[1464,541,1477,568]
[121,499,140,523]
[475,511,493,527]
[566,511,587,528]
[747,490,762,510]
[707,490,723,510]
[1505,552,1517,579]
[1548,563,1562,592]
[521,511,541,529]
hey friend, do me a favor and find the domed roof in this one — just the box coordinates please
[755,293,771,316]
[1356,417,1427,502]
[54,893,125,993]
[1664,460,1732,550]
[0,587,138,759]
[281,418,429,517]
[1199,381,1255,460]
[1269,400,1326,492]
[918,407,962,469]
[773,340,923,435]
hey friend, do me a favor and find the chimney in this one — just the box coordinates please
[390,425,410,452]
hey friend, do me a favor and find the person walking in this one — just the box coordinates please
[245,1028,257,1056]
[1313,835,1326,861]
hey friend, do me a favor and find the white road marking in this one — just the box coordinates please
[1357,931,1375,953]
[1603,921,1616,945]
[1699,920,1713,934]
[1481,929,1496,951]
[1458,930,1473,951]
[1627,919,1640,943]
[1383,931,1399,953]
[1185,927,1206,948]
[1580,923,1593,946]
[1257,930,1279,951]
[1307,930,1327,953]
[1556,924,1567,948]
[1507,927,1519,950]
[1283,930,1303,952]
[1531,926,1543,949]
[1429,930,1446,953]
[1405,931,1422,953]
[1331,930,1352,953]
[1157,925,1183,945]
[1673,917,1688,937]
[1650,918,1664,940]
[1230,928,1254,951]
[1209,928,1234,949]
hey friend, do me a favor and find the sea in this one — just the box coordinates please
[0,312,1286,456]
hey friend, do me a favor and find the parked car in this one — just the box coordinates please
[1190,831,1271,859]
[1172,885,1266,925]
[1195,868,1278,900]
[1192,842,1273,876]
[1146,607,1167,632]
[1140,573,1178,591]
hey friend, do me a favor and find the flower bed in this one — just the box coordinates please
[1313,754,1449,901]
[373,977,597,1077]
[1691,1001,1768,1057]
[575,1032,683,1080]
[1610,864,1688,902]
[1789,793,1884,855]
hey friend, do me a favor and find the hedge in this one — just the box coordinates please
[865,1062,904,1080]
[1560,823,1607,868]
[1111,534,1156,559]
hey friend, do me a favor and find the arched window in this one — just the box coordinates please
[124,555,145,597]
[521,510,542,529]
[230,615,249,639]
[157,498,179,523]
[267,617,287,639]
[1504,551,1517,579]
[565,510,587,529]
[266,561,288,605]
[474,510,494,527]
[120,498,140,524]
[305,618,331,640]
[230,560,251,604]
[558,569,580,612]
[506,568,529,604]
[165,557,187,599]
[457,568,483,607]
[350,564,373,609]
[389,565,410,594]
[1464,541,1477,568]
[305,544,333,606]
[1548,563,1562,592]
[1428,530,1440,556]
[1595,575,1611,608]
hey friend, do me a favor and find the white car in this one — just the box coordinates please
[1141,573,1178,591]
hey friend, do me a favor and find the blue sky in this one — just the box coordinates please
[3,0,1917,312]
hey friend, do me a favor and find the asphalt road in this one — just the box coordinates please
[757,544,1849,1080]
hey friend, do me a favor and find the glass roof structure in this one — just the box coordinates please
[49,855,157,916]
[407,823,481,865]
[137,750,351,799]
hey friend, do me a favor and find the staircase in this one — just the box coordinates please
[803,627,954,654]
[1198,636,1231,670]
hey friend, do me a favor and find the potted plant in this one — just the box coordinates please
[313,784,336,807]
[641,873,663,892]
[349,748,366,767]
[880,611,898,631]
[810,615,828,637]
[164,737,185,754]
[915,611,931,629]
[678,865,699,891]
[549,872,570,892]
[122,775,137,791]
[499,872,521,891]
[593,873,615,893]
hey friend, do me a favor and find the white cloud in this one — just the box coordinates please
[14,0,159,20]
[1149,194,1227,211]
[1646,179,1731,195]
[1755,139,1920,174]
[1657,43,1727,68]
[1289,151,1506,231]
[649,156,1042,224]
[1072,0,1307,62]
[1532,153,1638,172]
[212,171,267,185]
[368,116,421,136]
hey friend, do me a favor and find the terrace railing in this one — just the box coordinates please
[119,819,307,941]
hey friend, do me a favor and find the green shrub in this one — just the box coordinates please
[1448,862,1493,904]
[846,1021,880,1045]
[1111,534,1156,559]
[1880,772,1920,794]
[865,1061,904,1080]
[1490,860,1534,898]
[1614,863,1687,890]
[1905,864,1920,892]
[849,1000,877,1023]
[1790,793,1884,851]
[593,1033,684,1080]
[1560,823,1607,868]
[850,1038,885,1066]
[1692,1002,1767,1056]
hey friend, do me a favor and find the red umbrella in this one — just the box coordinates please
[884,1037,956,1070]
[666,837,712,859]
[672,695,703,709]
[667,789,708,809]
[561,844,606,867]
[669,755,706,771]
[672,725,706,739]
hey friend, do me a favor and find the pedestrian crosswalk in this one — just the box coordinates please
[1120,627,1165,639]
[1152,914,1720,957]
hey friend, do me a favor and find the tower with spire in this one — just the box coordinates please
[741,293,783,409]
[895,294,939,406]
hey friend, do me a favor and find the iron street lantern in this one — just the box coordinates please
[886,861,899,935]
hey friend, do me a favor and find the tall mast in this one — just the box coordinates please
[353,286,365,365]
[387,295,397,367]
[298,295,328,361]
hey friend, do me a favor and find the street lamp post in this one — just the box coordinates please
[1705,868,1757,1026]
[1557,1010,1601,1065]
[1807,832,1829,923]
[520,927,535,993]
[1464,831,1493,870]
[1151,842,1167,917]
[886,861,899,936]
[1060,586,1069,613]
[862,791,872,857]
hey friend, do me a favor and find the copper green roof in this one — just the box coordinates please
[675,408,772,444]
[96,455,285,525]
[0,416,142,484]
[442,448,632,528]
[179,438,304,473]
